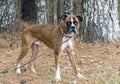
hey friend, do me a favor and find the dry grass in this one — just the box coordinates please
[0,39,9,48]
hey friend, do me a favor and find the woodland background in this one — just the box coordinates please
[0,0,120,44]
[0,0,120,84]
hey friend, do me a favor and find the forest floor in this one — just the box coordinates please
[1,29,120,84]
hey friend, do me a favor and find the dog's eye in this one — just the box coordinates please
[73,21,78,26]
[67,21,72,25]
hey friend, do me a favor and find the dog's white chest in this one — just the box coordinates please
[61,37,73,52]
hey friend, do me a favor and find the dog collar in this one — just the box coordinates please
[60,27,64,35]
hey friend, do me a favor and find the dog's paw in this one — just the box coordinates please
[16,68,21,74]
[30,66,37,74]
[16,64,21,74]
[52,78,61,83]
[55,76,61,82]
[77,72,85,79]
[55,78,61,82]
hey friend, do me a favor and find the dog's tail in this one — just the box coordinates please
[18,19,30,30]
[22,22,30,29]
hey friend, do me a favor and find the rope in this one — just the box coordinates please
[0,37,72,74]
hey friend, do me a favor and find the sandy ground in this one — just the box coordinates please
[0,31,120,84]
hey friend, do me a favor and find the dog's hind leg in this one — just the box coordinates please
[17,44,29,64]
[30,40,40,73]
[16,33,36,74]
[16,43,30,74]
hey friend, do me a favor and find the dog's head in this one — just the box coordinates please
[60,14,83,37]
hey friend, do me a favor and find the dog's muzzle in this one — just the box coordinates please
[67,26,78,35]
[63,26,78,38]
[71,26,78,34]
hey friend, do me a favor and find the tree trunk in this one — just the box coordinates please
[46,0,57,24]
[36,0,47,24]
[73,0,82,15]
[57,0,64,23]
[21,0,37,22]
[16,0,21,18]
[81,0,120,44]
[0,0,17,31]
[64,0,73,14]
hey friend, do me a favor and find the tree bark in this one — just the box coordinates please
[57,0,64,23]
[21,0,37,22]
[0,0,17,30]
[46,0,57,24]
[35,0,47,24]
[64,0,73,14]
[16,0,21,18]
[73,0,82,15]
[81,0,120,44]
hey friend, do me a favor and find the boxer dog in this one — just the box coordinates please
[16,14,84,81]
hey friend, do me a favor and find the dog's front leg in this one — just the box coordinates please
[54,50,61,82]
[66,48,85,79]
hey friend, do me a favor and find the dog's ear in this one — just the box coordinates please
[76,16,83,22]
[60,14,68,21]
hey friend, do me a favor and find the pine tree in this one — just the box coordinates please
[0,0,17,30]
[81,0,120,44]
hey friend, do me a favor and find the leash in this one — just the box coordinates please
[0,37,72,75]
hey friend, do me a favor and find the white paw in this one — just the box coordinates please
[16,64,21,74]
[55,64,61,82]
[31,65,37,73]
[77,72,85,79]
[55,76,61,82]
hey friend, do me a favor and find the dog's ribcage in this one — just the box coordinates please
[61,37,73,53]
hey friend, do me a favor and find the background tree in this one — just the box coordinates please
[81,0,120,44]
[64,0,73,14]
[47,0,57,24]
[0,0,17,31]
[36,0,47,24]
[21,0,37,22]
[57,0,64,23]
[73,0,82,15]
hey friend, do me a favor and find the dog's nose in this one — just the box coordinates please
[71,26,75,29]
